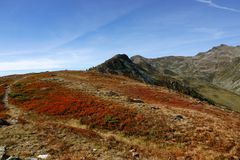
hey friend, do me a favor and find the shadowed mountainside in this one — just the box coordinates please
[91,54,157,84]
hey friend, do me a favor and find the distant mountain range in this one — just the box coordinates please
[92,44,240,112]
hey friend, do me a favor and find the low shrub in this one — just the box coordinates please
[104,115,119,125]
[9,80,170,139]
[9,92,29,101]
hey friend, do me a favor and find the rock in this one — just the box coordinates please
[129,149,135,153]
[128,98,144,103]
[129,148,139,160]
[6,157,21,160]
[175,115,184,121]
[132,152,139,159]
[232,156,239,160]
[0,146,6,160]
[25,158,38,160]
[150,106,158,110]
[9,119,18,125]
[37,154,49,159]
[0,119,10,126]
[106,91,119,97]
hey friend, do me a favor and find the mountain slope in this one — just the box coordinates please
[130,44,240,112]
[213,57,240,94]
[132,44,240,95]
[90,54,157,84]
[92,44,240,112]
[92,54,216,105]
[0,71,240,159]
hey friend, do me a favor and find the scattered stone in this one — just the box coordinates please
[25,158,38,160]
[0,119,10,126]
[37,154,49,159]
[132,152,140,159]
[0,146,6,160]
[40,87,49,91]
[129,148,139,160]
[127,98,144,103]
[150,106,158,110]
[106,91,119,97]
[175,115,184,121]
[9,119,18,125]
[233,156,239,160]
[6,156,21,160]
[41,77,64,82]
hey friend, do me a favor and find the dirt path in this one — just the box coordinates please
[3,76,32,120]
[3,86,21,123]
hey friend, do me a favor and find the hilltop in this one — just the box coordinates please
[0,70,239,159]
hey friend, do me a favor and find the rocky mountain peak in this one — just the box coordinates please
[91,54,156,84]
[131,55,147,64]
[195,44,240,61]
[210,44,230,50]
[111,54,131,62]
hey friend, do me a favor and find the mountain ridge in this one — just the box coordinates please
[92,44,240,112]
[91,55,215,106]
[131,44,240,94]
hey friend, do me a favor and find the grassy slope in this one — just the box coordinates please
[190,80,240,112]
[131,50,240,111]
[1,71,240,159]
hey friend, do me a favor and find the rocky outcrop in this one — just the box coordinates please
[90,54,157,84]
[0,146,6,160]
[91,54,215,105]
[0,119,10,126]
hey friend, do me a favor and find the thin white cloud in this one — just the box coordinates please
[0,48,104,74]
[0,59,63,71]
[191,27,225,39]
[196,0,240,12]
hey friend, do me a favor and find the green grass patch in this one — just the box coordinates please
[9,92,29,101]
[104,115,119,124]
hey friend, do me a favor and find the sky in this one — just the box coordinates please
[0,0,240,76]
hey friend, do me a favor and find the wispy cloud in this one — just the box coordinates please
[0,59,64,71]
[191,27,225,39]
[57,1,151,49]
[0,48,104,74]
[196,0,240,12]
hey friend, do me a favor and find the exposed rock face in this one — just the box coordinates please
[90,54,157,84]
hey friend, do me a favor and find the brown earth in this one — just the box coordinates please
[0,71,239,159]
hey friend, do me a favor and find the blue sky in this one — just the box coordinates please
[0,0,240,76]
